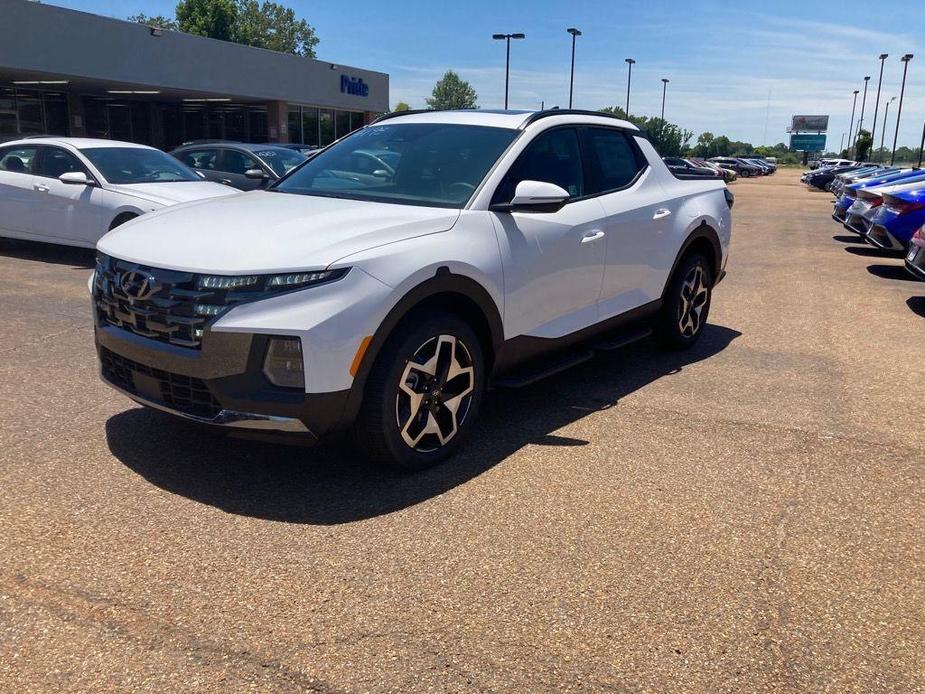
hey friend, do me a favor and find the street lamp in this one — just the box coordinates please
[566,28,582,108]
[881,96,896,160]
[891,53,914,165]
[871,54,888,161]
[660,78,669,120]
[624,58,635,114]
[854,75,870,156]
[848,90,859,158]
[492,32,525,110]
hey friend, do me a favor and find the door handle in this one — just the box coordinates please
[581,230,606,244]
[34,183,49,193]
[220,178,233,185]
[653,208,672,220]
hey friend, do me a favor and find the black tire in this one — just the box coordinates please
[657,252,713,349]
[353,310,485,470]
[109,212,138,231]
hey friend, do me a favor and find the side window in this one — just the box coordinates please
[220,149,259,176]
[493,128,583,205]
[178,149,218,170]
[36,147,86,179]
[584,128,645,194]
[0,146,39,174]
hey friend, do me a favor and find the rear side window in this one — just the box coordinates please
[493,127,583,204]
[584,128,645,194]
[36,147,86,178]
[178,149,219,170]
[0,146,38,174]
[221,149,259,176]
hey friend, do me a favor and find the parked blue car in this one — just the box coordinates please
[864,185,925,251]
[832,169,921,224]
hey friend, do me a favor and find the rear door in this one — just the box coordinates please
[0,145,41,236]
[31,146,104,245]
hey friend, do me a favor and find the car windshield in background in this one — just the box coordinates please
[82,147,200,184]
[275,123,519,208]
[253,147,306,177]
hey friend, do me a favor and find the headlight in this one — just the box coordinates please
[263,337,304,388]
[266,269,347,288]
[198,275,259,290]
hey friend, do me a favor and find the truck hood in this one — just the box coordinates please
[97,190,461,274]
[106,180,237,207]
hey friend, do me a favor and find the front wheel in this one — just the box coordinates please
[657,253,713,349]
[354,311,484,470]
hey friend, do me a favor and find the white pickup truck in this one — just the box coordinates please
[93,109,733,469]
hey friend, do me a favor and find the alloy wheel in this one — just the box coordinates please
[395,334,475,452]
[677,264,709,338]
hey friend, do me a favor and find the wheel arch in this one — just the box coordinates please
[342,267,503,424]
[108,210,141,230]
[663,222,723,296]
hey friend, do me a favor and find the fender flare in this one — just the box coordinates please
[662,223,723,297]
[341,267,504,423]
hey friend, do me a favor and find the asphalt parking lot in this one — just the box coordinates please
[1,168,923,692]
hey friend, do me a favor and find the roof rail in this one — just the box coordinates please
[373,109,440,123]
[522,109,632,127]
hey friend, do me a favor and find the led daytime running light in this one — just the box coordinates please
[267,271,336,287]
[198,275,259,290]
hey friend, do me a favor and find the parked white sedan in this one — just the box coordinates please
[0,137,236,248]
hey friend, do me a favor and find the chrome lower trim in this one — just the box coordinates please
[905,259,925,279]
[101,373,311,434]
[865,225,905,251]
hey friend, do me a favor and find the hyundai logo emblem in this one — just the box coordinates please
[119,270,159,300]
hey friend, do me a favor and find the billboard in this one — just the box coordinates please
[791,115,829,132]
[790,133,826,152]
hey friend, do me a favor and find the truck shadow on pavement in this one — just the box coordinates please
[106,324,741,524]
[906,297,925,317]
[0,238,95,269]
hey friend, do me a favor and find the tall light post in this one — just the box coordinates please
[624,58,635,115]
[871,53,888,161]
[660,78,669,120]
[840,132,846,154]
[880,96,896,160]
[891,54,914,165]
[847,90,859,157]
[492,32,525,110]
[567,28,581,109]
[854,75,871,155]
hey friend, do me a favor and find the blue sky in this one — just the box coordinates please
[50,0,924,149]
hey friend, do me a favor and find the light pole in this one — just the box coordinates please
[567,28,581,109]
[891,54,914,165]
[492,32,525,110]
[918,122,925,168]
[624,58,635,115]
[871,54,888,161]
[840,132,846,154]
[881,96,896,160]
[660,78,669,120]
[854,75,870,155]
[847,90,859,158]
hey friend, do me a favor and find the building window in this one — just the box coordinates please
[302,107,319,146]
[287,105,301,144]
[0,87,70,140]
[320,109,334,146]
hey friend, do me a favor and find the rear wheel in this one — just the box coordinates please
[354,311,484,470]
[657,252,713,349]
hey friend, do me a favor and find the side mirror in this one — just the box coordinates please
[59,171,91,186]
[194,170,206,179]
[372,169,390,177]
[244,168,267,180]
[492,180,570,212]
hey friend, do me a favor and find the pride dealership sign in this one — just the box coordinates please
[341,75,369,97]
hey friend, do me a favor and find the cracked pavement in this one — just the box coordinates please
[1,169,924,692]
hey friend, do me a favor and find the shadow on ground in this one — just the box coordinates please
[866,264,920,282]
[106,324,741,524]
[906,296,925,318]
[832,234,862,244]
[845,246,902,259]
[0,238,94,269]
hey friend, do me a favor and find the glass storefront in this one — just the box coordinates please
[288,104,365,147]
[0,87,69,140]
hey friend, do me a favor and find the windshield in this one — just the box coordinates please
[275,123,519,208]
[252,147,306,177]
[83,147,200,184]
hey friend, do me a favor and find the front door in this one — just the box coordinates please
[31,147,103,245]
[0,144,41,236]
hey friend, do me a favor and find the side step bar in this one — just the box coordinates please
[492,326,653,389]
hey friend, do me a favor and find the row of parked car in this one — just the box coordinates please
[0,136,319,247]
[803,161,925,280]
[663,156,777,182]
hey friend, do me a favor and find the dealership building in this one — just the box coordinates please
[0,0,389,149]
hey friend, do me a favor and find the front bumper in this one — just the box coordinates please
[96,324,349,439]
[905,243,925,279]
[865,224,906,251]
[844,213,871,236]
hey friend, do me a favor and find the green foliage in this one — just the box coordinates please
[176,0,237,41]
[393,102,411,112]
[128,13,179,30]
[233,0,319,57]
[426,71,478,110]
[854,129,873,161]
[597,107,692,157]
[131,0,318,56]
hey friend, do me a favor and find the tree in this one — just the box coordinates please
[176,0,237,41]
[128,13,179,30]
[645,117,693,157]
[426,71,478,110]
[233,0,319,57]
[393,102,411,112]
[855,129,873,161]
